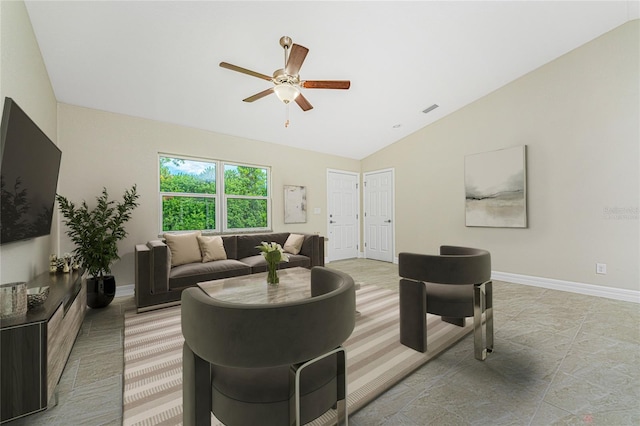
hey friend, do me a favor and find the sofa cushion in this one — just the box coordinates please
[221,236,238,260]
[236,233,289,260]
[284,254,312,269]
[164,231,202,267]
[283,233,305,255]
[169,259,250,290]
[237,255,267,272]
[198,235,227,262]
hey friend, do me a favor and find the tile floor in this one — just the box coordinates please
[7,259,639,425]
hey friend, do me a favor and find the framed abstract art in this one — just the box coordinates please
[465,145,527,228]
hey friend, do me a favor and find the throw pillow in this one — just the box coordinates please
[197,235,227,262]
[283,233,305,255]
[164,231,202,267]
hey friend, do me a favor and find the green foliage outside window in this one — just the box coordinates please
[159,156,269,232]
[160,157,216,194]
[224,165,267,196]
[162,196,216,231]
[226,198,267,229]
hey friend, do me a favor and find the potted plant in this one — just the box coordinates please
[56,185,139,308]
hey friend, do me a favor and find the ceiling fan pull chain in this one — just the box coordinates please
[285,103,290,128]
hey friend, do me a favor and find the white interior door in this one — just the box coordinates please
[364,169,394,262]
[327,170,359,261]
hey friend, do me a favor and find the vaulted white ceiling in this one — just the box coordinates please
[25,1,638,160]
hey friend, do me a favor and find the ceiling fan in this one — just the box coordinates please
[220,36,350,125]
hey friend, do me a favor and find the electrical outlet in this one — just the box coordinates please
[596,263,607,274]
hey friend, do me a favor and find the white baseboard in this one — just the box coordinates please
[492,271,640,304]
[116,284,135,298]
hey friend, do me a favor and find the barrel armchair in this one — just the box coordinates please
[398,246,493,360]
[181,266,356,425]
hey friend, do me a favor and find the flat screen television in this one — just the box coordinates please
[0,97,62,245]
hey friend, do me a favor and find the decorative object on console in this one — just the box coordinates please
[63,253,72,272]
[0,282,27,318]
[465,145,527,228]
[49,253,76,273]
[50,254,58,273]
[56,185,140,308]
[26,286,49,310]
[220,36,350,127]
[256,242,289,285]
[284,185,307,223]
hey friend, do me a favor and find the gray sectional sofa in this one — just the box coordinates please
[134,232,324,311]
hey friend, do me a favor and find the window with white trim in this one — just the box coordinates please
[159,155,271,233]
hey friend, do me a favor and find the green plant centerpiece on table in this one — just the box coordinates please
[56,185,140,308]
[256,242,289,285]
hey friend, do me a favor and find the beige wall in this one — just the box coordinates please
[362,20,639,292]
[0,0,58,283]
[56,104,360,285]
[3,1,637,296]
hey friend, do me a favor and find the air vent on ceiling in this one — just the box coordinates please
[422,104,439,114]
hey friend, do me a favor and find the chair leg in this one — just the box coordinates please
[337,349,348,426]
[182,343,212,426]
[399,279,427,352]
[293,346,348,426]
[473,280,494,361]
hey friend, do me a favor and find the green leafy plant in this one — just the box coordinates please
[56,185,140,278]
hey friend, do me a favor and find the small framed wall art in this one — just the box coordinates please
[464,145,527,228]
[284,185,307,223]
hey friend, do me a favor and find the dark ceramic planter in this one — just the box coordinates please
[87,275,116,308]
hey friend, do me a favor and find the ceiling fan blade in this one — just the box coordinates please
[220,62,272,81]
[285,44,309,76]
[295,93,313,111]
[301,80,351,90]
[243,88,274,102]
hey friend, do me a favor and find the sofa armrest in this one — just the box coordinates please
[147,240,170,294]
[299,234,325,267]
[134,244,150,308]
[135,240,172,309]
[316,235,325,267]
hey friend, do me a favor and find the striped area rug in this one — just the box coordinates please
[123,285,473,425]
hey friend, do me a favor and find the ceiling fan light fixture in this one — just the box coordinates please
[274,84,300,104]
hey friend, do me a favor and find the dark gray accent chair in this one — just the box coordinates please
[181,267,356,426]
[398,246,493,360]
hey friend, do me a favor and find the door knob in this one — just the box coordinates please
[329,220,336,224]
[384,219,392,223]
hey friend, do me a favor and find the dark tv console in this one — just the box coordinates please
[0,270,86,423]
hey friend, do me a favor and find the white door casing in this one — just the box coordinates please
[327,170,359,262]
[364,169,394,262]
